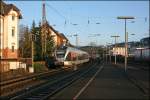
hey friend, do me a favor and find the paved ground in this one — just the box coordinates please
[51,62,149,100]
[115,63,149,91]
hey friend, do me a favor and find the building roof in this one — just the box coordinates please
[42,22,68,41]
[0,1,22,19]
[60,33,68,41]
[140,37,150,46]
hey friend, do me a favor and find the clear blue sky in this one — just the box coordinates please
[6,0,149,46]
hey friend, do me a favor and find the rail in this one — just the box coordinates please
[0,67,72,98]
[0,68,63,86]
[10,61,101,100]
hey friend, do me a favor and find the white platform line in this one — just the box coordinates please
[73,64,104,100]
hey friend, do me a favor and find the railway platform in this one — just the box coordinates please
[114,63,149,95]
[51,62,149,99]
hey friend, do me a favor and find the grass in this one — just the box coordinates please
[33,62,47,73]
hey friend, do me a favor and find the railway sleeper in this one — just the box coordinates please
[1,79,42,96]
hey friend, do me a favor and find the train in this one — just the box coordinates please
[45,46,90,68]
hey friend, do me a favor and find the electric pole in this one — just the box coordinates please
[74,34,78,47]
[117,16,135,72]
[106,42,112,63]
[31,34,34,73]
[41,0,47,59]
[111,35,120,64]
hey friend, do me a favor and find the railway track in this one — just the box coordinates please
[0,67,72,98]
[9,61,101,100]
[0,68,60,86]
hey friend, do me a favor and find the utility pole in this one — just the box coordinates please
[105,45,107,62]
[67,34,78,47]
[41,0,47,59]
[106,42,112,63]
[117,16,135,72]
[111,35,120,64]
[31,34,34,73]
[74,34,78,47]
[109,45,111,63]
[42,0,46,25]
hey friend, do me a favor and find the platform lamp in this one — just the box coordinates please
[117,16,135,72]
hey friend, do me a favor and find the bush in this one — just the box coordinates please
[34,62,46,73]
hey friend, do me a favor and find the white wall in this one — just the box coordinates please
[0,16,4,57]
[7,10,19,50]
[112,47,125,56]
[9,61,26,70]
[0,9,20,59]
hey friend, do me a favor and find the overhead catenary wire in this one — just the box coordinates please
[45,3,69,25]
[41,3,148,26]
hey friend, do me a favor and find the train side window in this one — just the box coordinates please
[79,54,82,60]
[66,52,71,61]
[73,56,77,61]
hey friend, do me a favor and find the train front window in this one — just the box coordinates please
[57,54,65,58]
[56,50,65,58]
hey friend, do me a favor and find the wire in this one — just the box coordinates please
[45,3,69,24]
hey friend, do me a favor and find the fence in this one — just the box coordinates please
[0,58,32,73]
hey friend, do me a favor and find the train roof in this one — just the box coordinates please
[57,46,88,54]
[67,47,89,54]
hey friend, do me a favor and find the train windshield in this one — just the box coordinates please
[56,46,67,58]
[56,50,66,58]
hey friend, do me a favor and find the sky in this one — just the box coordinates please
[6,0,149,46]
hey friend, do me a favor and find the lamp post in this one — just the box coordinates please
[106,42,112,63]
[88,34,100,59]
[30,34,36,73]
[67,34,78,47]
[111,35,120,64]
[88,34,101,43]
[117,16,135,72]
[71,23,79,47]
[105,43,109,63]
[74,34,78,47]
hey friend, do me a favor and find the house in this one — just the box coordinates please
[0,1,22,72]
[41,22,68,48]
[57,33,69,47]
[0,1,22,59]
[111,41,141,57]
[112,47,126,56]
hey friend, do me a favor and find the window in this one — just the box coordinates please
[56,50,65,58]
[12,15,15,21]
[66,52,71,61]
[12,27,15,37]
[12,46,14,52]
